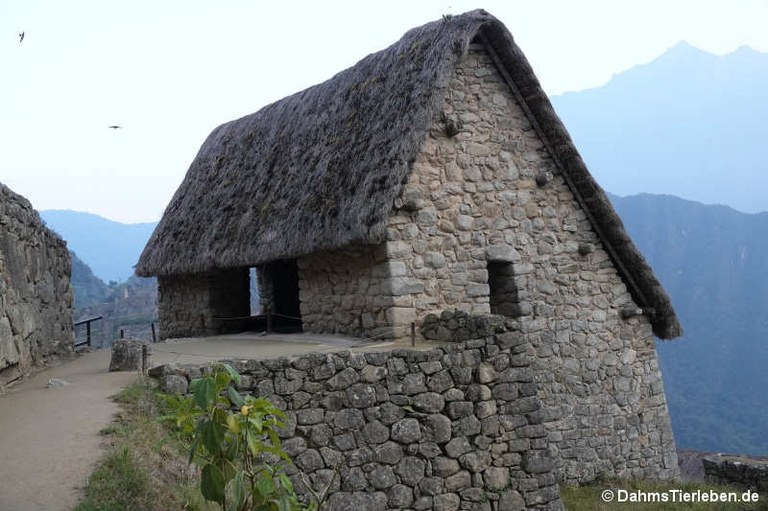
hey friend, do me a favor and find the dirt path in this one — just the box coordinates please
[0,333,399,511]
[0,349,136,511]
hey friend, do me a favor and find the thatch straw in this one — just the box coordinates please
[136,10,681,339]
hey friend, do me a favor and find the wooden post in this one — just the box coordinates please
[151,322,156,343]
[359,315,364,336]
[141,344,148,376]
[86,321,92,347]
[119,329,124,339]
[266,308,273,334]
[411,322,416,347]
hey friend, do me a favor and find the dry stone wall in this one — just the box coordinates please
[384,46,678,482]
[0,183,73,384]
[296,244,398,340]
[158,269,249,340]
[151,319,564,511]
[703,455,768,492]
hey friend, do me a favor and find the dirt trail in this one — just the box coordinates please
[0,349,136,511]
[0,333,394,511]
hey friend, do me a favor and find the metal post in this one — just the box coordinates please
[411,322,416,347]
[119,329,124,339]
[266,308,273,334]
[151,322,156,343]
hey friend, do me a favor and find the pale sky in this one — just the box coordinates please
[2,0,767,223]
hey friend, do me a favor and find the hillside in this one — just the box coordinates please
[552,42,768,214]
[40,210,157,283]
[69,251,111,309]
[611,193,768,454]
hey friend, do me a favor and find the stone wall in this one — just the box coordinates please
[296,244,399,340]
[383,45,678,482]
[151,320,564,511]
[158,268,249,339]
[703,454,768,492]
[0,183,73,384]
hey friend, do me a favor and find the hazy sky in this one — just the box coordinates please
[3,0,767,223]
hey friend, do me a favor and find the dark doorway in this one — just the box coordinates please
[269,259,302,332]
[488,261,522,318]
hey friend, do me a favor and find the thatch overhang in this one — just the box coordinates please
[136,10,681,339]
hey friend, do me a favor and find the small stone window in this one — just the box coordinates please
[487,261,522,318]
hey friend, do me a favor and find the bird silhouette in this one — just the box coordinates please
[19,32,24,44]
[108,125,122,129]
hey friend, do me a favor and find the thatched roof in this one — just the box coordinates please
[136,10,681,339]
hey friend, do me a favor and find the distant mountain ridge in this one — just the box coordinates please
[40,210,157,283]
[552,41,768,214]
[610,193,768,454]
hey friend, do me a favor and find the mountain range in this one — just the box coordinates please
[44,42,768,455]
[551,41,768,214]
[609,193,768,454]
[40,210,156,283]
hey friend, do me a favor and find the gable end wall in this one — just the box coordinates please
[385,45,677,482]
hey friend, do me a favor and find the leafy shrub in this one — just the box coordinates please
[161,364,314,511]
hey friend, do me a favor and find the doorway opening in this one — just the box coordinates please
[265,259,302,332]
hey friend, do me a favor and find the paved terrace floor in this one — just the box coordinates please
[0,332,440,511]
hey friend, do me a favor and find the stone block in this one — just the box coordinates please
[433,493,460,511]
[483,467,510,491]
[413,392,445,413]
[396,456,426,486]
[159,374,188,394]
[387,484,414,508]
[109,339,145,372]
[391,418,421,444]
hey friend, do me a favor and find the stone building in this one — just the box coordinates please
[0,183,74,384]
[138,10,682,482]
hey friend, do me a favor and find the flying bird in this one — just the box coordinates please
[19,32,24,44]
[107,125,122,129]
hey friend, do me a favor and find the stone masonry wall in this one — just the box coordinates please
[0,183,73,384]
[158,268,249,340]
[297,244,399,340]
[152,320,564,511]
[703,454,768,492]
[384,45,678,482]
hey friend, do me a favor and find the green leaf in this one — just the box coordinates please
[227,386,245,408]
[191,377,217,409]
[227,470,246,511]
[201,463,226,504]
[226,413,241,434]
[278,472,295,494]
[200,419,224,456]
[249,415,264,433]
[222,363,242,385]
[256,474,276,497]
[215,368,232,389]
[188,437,200,465]
[267,429,281,449]
[246,429,258,457]
[277,495,293,511]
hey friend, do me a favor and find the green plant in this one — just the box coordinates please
[161,364,313,511]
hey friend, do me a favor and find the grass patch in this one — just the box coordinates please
[562,479,768,510]
[73,380,217,511]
